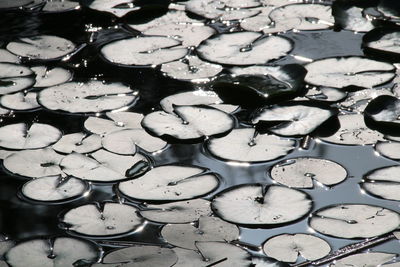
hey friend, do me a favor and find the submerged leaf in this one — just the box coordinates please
[361,165,400,201]
[212,184,312,226]
[61,202,143,236]
[309,204,400,238]
[197,32,292,66]
[161,215,239,250]
[207,128,296,163]
[262,234,331,263]
[330,252,397,267]
[118,165,219,201]
[270,157,347,188]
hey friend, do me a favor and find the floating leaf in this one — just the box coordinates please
[309,204,400,239]
[268,4,334,31]
[60,149,148,182]
[102,128,167,154]
[3,148,64,178]
[21,175,89,203]
[306,87,347,103]
[101,36,187,66]
[0,92,40,111]
[252,103,335,136]
[140,199,211,224]
[207,128,296,163]
[305,57,396,89]
[0,107,9,116]
[0,123,61,150]
[320,113,384,145]
[364,95,400,130]
[61,202,143,236]
[0,63,35,95]
[332,3,375,32]
[0,0,34,10]
[161,56,223,82]
[129,11,215,47]
[262,234,331,263]
[32,66,72,88]
[88,0,142,18]
[52,133,102,154]
[185,0,260,20]
[161,91,222,114]
[84,111,143,136]
[173,241,252,267]
[142,105,234,141]
[212,184,312,226]
[197,32,292,66]
[240,7,275,32]
[0,49,20,63]
[118,165,219,202]
[6,35,76,61]
[375,141,400,160]
[41,0,80,13]
[38,81,138,114]
[161,215,239,250]
[339,88,393,113]
[361,165,400,201]
[270,157,347,188]
[364,28,400,61]
[93,245,177,267]
[330,252,397,267]
[5,237,100,267]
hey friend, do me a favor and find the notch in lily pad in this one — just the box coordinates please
[363,27,400,62]
[361,165,400,201]
[364,95,400,134]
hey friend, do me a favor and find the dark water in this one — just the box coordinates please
[0,2,399,266]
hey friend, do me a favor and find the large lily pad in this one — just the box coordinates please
[309,204,400,239]
[118,165,219,202]
[212,184,312,226]
[361,166,400,201]
[197,32,292,66]
[38,81,138,114]
[206,128,296,163]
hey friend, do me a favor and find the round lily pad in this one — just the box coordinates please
[0,92,40,111]
[361,166,400,201]
[52,133,102,154]
[0,63,35,95]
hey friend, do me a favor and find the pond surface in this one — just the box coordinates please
[0,0,400,266]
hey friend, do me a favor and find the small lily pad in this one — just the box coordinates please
[262,234,331,263]
[161,215,239,250]
[207,128,296,163]
[363,28,400,61]
[197,32,292,66]
[7,35,76,61]
[0,92,40,111]
[52,133,102,154]
[364,95,400,131]
[140,199,211,224]
[41,0,80,13]
[5,237,100,267]
[361,165,400,201]
[118,165,219,202]
[333,3,375,32]
[309,204,400,239]
[60,202,143,237]
[375,141,400,160]
[38,81,138,114]
[306,87,348,103]
[212,184,312,226]
[270,157,347,189]
[0,63,35,95]
[101,36,187,66]
[330,252,397,267]
[160,91,222,114]
[0,123,61,150]
[339,88,393,113]
[32,66,72,88]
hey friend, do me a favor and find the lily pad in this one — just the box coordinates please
[364,95,400,131]
[306,87,347,103]
[375,141,400,160]
[364,28,400,61]
[60,149,148,182]
[0,63,35,95]
[52,133,102,154]
[361,165,400,201]
[339,88,393,113]
[211,184,312,226]
[101,36,187,66]
[197,32,292,66]
[41,0,80,13]
[84,111,143,136]
[140,199,211,224]
[309,204,400,238]
[0,49,20,63]
[305,57,396,89]
[0,0,35,10]
[161,91,222,114]
[38,81,138,114]
[332,3,375,32]
[330,252,397,267]
[262,234,331,263]
[60,202,143,237]
[206,128,296,163]
[3,148,64,178]
[319,113,384,145]
[142,105,235,141]
[0,123,61,150]
[118,165,219,202]
[5,237,100,267]
[32,66,72,88]
[6,35,76,61]
[0,92,40,111]
[161,56,223,82]
[270,157,347,188]
[173,241,253,267]
[92,245,178,267]
[161,215,239,250]
[87,0,166,18]
[21,175,89,203]
[252,103,335,136]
